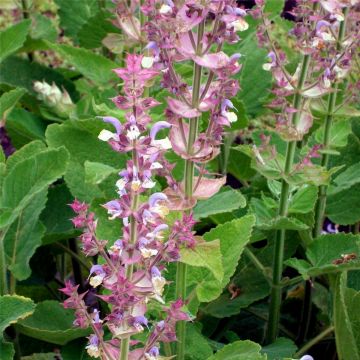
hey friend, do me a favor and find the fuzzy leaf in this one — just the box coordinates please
[207,340,266,360]
[0,20,31,63]
[261,338,297,360]
[194,188,246,220]
[17,300,90,345]
[84,161,117,185]
[0,295,35,335]
[180,238,223,281]
[0,88,26,120]
[47,43,117,86]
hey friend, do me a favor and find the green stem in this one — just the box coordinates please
[120,148,139,360]
[266,53,311,344]
[0,232,8,295]
[176,20,205,360]
[295,326,334,357]
[313,8,348,238]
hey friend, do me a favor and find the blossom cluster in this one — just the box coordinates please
[252,0,359,168]
[61,54,193,359]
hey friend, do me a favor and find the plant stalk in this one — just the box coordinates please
[120,147,139,360]
[313,8,348,238]
[266,53,311,343]
[0,232,8,295]
[176,20,205,360]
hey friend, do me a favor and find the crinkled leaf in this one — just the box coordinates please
[180,238,223,281]
[84,161,117,185]
[0,295,35,335]
[47,43,118,86]
[0,20,31,63]
[30,13,57,42]
[261,338,297,360]
[288,185,317,214]
[194,187,246,220]
[315,119,352,149]
[17,300,90,345]
[207,340,266,360]
[0,88,26,120]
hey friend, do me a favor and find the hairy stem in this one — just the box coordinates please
[0,232,8,295]
[266,53,311,343]
[119,146,139,360]
[313,8,348,238]
[176,20,205,360]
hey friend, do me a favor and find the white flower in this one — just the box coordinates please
[152,137,172,150]
[140,247,158,259]
[150,161,163,170]
[252,145,265,165]
[98,129,117,142]
[127,125,141,140]
[116,178,127,192]
[262,63,273,71]
[90,274,105,288]
[225,111,237,123]
[142,178,156,189]
[152,275,166,296]
[86,344,101,358]
[131,179,142,192]
[159,4,172,14]
[142,56,155,68]
[232,18,249,32]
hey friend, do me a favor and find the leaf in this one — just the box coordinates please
[331,163,360,192]
[259,216,309,231]
[46,121,125,202]
[0,340,14,360]
[180,238,223,281]
[286,233,360,278]
[78,11,120,49]
[207,340,266,360]
[332,273,360,360]
[84,161,117,185]
[185,324,213,360]
[6,108,47,148]
[193,187,246,220]
[6,140,46,172]
[40,184,77,245]
[4,192,47,280]
[17,300,90,345]
[0,147,69,231]
[288,185,317,214]
[261,338,297,360]
[327,183,360,225]
[22,354,58,360]
[0,295,35,335]
[315,119,352,149]
[47,43,118,86]
[188,216,255,302]
[30,13,57,42]
[0,56,78,99]
[54,0,99,41]
[0,20,31,63]
[0,88,26,120]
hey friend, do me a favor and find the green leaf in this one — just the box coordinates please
[6,108,46,148]
[40,184,77,245]
[17,300,90,345]
[185,324,213,360]
[47,43,118,86]
[207,340,266,360]
[21,353,58,360]
[188,216,255,302]
[46,121,125,202]
[84,161,117,185]
[193,187,246,220]
[332,273,360,360]
[180,239,223,281]
[288,185,317,214]
[0,147,69,231]
[0,340,14,360]
[259,216,309,231]
[4,192,47,280]
[54,0,99,41]
[0,20,31,63]
[331,163,360,192]
[327,183,360,225]
[0,295,35,335]
[6,140,46,172]
[0,88,26,120]
[315,119,352,149]
[0,56,78,99]
[78,11,120,49]
[261,338,297,360]
[286,233,360,278]
[30,14,57,42]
